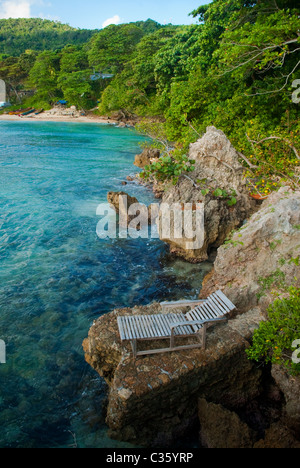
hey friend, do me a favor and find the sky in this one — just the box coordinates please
[0,0,208,29]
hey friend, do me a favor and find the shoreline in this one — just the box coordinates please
[0,112,119,125]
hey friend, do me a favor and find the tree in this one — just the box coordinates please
[129,27,178,92]
[0,50,37,102]
[87,23,144,73]
[57,70,93,109]
[0,18,98,56]
[28,50,62,104]
[154,25,202,93]
[215,4,300,96]
[57,45,95,108]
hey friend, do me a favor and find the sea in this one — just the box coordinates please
[0,121,211,448]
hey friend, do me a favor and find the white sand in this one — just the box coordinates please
[0,110,116,125]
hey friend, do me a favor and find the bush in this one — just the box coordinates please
[140,151,195,185]
[246,287,300,375]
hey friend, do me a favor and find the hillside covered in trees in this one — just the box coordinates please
[0,17,166,109]
[0,18,98,56]
[0,1,299,195]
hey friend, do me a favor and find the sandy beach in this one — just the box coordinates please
[0,111,116,124]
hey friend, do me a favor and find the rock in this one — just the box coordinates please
[271,365,300,437]
[83,306,264,446]
[110,109,137,125]
[198,398,255,448]
[254,422,300,448]
[107,191,140,227]
[44,105,81,118]
[159,127,257,262]
[134,148,160,168]
[200,186,300,313]
[107,191,156,228]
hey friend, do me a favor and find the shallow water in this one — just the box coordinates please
[0,121,211,448]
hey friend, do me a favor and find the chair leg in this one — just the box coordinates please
[202,324,208,349]
[170,330,175,350]
[131,340,137,359]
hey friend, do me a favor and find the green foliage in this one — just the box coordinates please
[256,269,286,300]
[1,2,299,191]
[0,18,97,56]
[153,25,203,93]
[199,185,238,207]
[57,45,98,109]
[0,50,37,103]
[97,26,180,115]
[215,7,300,84]
[57,70,93,109]
[246,287,300,375]
[133,19,166,35]
[0,18,166,108]
[28,50,62,103]
[87,23,145,73]
[135,120,195,184]
[140,152,196,185]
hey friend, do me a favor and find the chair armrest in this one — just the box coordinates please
[170,317,227,330]
[161,300,206,305]
[160,300,207,309]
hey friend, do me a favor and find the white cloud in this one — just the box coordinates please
[0,0,33,18]
[102,14,121,29]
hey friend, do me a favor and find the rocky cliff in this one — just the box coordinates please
[83,306,265,446]
[159,126,257,262]
[83,130,300,448]
[200,186,300,312]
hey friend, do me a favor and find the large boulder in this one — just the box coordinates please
[198,398,255,448]
[83,306,264,446]
[200,186,300,313]
[271,366,300,437]
[160,127,257,263]
[107,191,139,215]
[107,191,141,228]
[134,148,160,168]
[107,191,154,229]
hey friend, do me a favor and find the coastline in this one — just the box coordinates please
[0,112,118,125]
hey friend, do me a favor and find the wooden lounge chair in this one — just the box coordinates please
[117,290,236,358]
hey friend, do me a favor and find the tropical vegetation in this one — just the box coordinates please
[246,287,300,376]
[0,2,299,192]
[0,1,299,374]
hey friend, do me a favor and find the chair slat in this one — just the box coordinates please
[134,316,146,339]
[117,317,126,341]
[159,314,175,334]
[140,315,155,339]
[199,302,217,319]
[215,290,236,311]
[146,315,161,338]
[156,314,170,336]
[121,317,131,340]
[186,309,204,331]
[168,313,191,335]
[210,293,230,314]
[206,298,223,317]
[125,316,137,339]
[155,315,168,336]
[188,306,207,321]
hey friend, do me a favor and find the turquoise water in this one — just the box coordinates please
[0,121,211,448]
